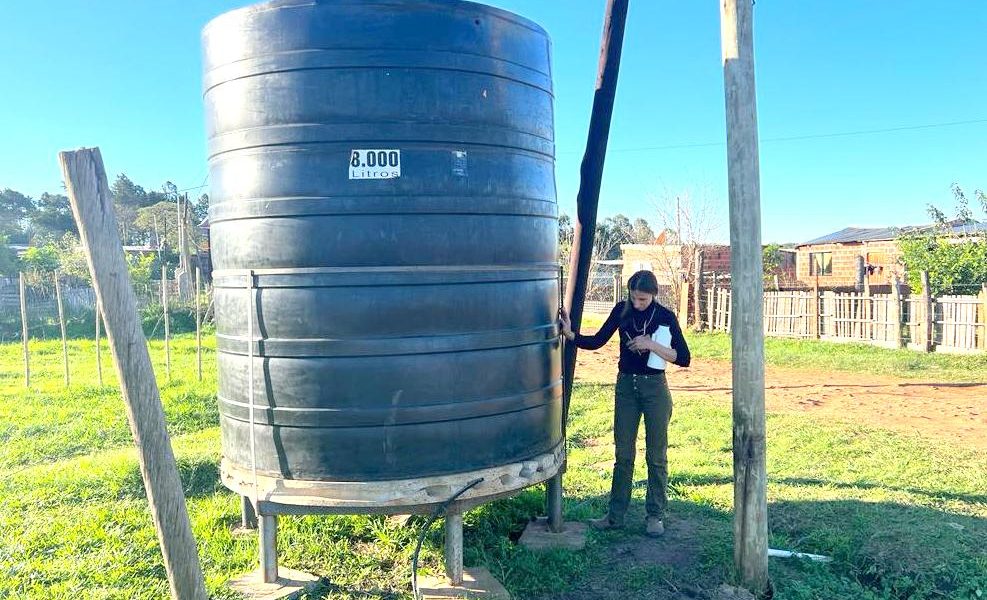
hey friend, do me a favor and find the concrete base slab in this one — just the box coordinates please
[518,517,588,551]
[419,567,510,600]
[228,568,321,600]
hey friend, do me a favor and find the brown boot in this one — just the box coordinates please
[646,516,665,537]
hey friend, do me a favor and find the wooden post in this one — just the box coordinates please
[55,272,70,387]
[678,279,691,327]
[195,267,202,382]
[59,147,207,600]
[162,265,171,381]
[693,248,705,331]
[613,272,622,305]
[921,271,933,352]
[708,273,717,331]
[979,283,987,351]
[890,277,903,348]
[720,0,769,594]
[95,300,104,386]
[812,277,820,339]
[19,272,30,388]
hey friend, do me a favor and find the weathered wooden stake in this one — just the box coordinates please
[19,272,30,388]
[720,0,769,594]
[195,267,202,382]
[59,147,207,600]
[55,272,70,387]
[162,265,171,381]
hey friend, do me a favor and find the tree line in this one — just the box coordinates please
[0,175,209,283]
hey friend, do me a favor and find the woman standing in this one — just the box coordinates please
[559,270,691,536]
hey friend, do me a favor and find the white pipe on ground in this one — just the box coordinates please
[768,548,832,563]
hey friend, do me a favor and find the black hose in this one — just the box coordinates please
[410,477,484,600]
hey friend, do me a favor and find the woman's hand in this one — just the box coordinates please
[558,308,575,341]
[629,335,678,363]
[627,334,654,354]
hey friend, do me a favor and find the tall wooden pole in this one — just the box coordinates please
[19,272,30,388]
[55,272,70,387]
[720,0,769,594]
[551,0,630,533]
[59,147,207,600]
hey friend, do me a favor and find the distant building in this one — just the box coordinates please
[795,221,987,291]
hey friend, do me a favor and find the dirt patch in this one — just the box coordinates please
[574,339,987,451]
[544,516,718,600]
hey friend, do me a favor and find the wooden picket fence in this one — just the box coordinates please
[707,286,987,353]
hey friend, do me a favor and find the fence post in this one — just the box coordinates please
[196,267,203,381]
[890,277,903,348]
[55,271,70,387]
[978,283,987,351]
[678,279,691,327]
[693,249,705,331]
[19,272,30,388]
[920,271,933,352]
[59,147,207,599]
[811,278,820,339]
[613,272,622,305]
[707,273,717,331]
[162,265,171,381]
[96,300,104,386]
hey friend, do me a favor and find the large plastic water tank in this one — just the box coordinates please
[203,0,561,508]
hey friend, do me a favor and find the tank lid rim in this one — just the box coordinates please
[202,0,550,39]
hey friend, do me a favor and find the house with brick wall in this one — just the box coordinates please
[795,221,987,291]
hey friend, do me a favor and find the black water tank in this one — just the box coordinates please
[203,0,561,482]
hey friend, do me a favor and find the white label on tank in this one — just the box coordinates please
[349,149,401,179]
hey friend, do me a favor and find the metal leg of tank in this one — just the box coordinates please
[517,475,588,552]
[546,474,564,533]
[259,514,279,583]
[242,495,258,530]
[227,511,319,599]
[419,509,510,599]
[444,511,464,585]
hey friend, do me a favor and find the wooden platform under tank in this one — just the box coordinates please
[221,442,564,514]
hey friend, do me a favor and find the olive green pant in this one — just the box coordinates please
[606,372,673,524]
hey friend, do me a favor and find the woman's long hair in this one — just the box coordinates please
[619,270,660,322]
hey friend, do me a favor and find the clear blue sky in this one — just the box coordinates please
[1,1,984,243]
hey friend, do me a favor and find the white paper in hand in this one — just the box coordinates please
[647,326,672,369]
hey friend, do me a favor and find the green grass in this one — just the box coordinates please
[687,331,987,383]
[1,335,985,599]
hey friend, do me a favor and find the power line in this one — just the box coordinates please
[558,117,987,155]
[175,173,209,195]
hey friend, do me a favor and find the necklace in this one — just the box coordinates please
[630,303,657,335]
